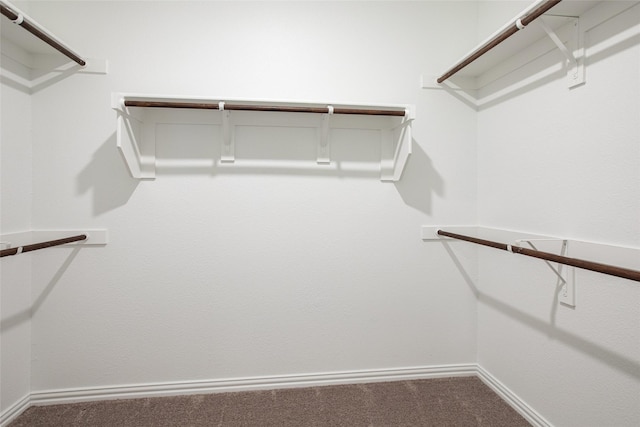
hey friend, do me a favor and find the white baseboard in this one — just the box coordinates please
[2,364,476,424]
[28,364,476,406]
[476,365,552,427]
[0,394,30,427]
[2,364,547,426]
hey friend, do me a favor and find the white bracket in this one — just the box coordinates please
[114,96,156,180]
[220,103,235,163]
[515,238,576,307]
[381,115,413,181]
[317,106,333,164]
[538,17,585,88]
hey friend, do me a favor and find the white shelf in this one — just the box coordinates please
[445,1,596,82]
[0,229,109,248]
[111,93,415,182]
[0,0,107,92]
[422,0,636,97]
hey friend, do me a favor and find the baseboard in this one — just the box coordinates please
[0,394,30,427]
[2,364,548,427]
[21,363,476,409]
[476,365,552,427]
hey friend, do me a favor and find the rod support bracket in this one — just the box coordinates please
[220,109,235,163]
[11,12,24,25]
[317,106,333,164]
[514,238,571,287]
[537,17,585,88]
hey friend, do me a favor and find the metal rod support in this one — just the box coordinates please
[437,230,640,283]
[437,0,563,84]
[0,234,87,258]
[0,1,86,66]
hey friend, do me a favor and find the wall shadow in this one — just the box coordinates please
[141,120,399,181]
[0,246,81,333]
[393,141,443,215]
[439,241,640,380]
[77,133,139,216]
[0,54,87,94]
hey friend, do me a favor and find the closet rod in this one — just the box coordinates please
[436,0,562,84]
[437,230,640,283]
[0,1,86,66]
[123,100,407,117]
[0,234,87,258]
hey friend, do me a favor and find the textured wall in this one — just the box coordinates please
[8,2,637,425]
[0,77,33,412]
[475,3,640,426]
[18,0,479,396]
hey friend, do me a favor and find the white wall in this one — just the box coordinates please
[5,1,637,426]
[1,0,35,411]
[475,2,640,426]
[11,0,480,398]
[0,65,33,412]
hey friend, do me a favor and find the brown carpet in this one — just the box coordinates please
[9,377,531,426]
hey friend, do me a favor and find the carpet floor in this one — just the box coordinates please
[9,377,531,426]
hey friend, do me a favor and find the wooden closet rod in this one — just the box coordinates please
[0,234,87,258]
[437,0,562,84]
[123,100,407,117]
[0,1,86,66]
[437,230,640,283]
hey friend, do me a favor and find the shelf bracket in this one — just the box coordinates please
[381,117,412,181]
[220,103,235,163]
[115,99,155,180]
[515,239,567,284]
[317,107,332,164]
[515,238,576,307]
[538,17,585,88]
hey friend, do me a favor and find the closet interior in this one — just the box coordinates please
[1,0,639,426]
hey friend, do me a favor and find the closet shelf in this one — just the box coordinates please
[423,0,614,92]
[0,229,108,257]
[1,234,87,257]
[0,0,85,66]
[112,94,415,182]
[436,229,640,283]
[0,0,107,91]
[421,226,640,290]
